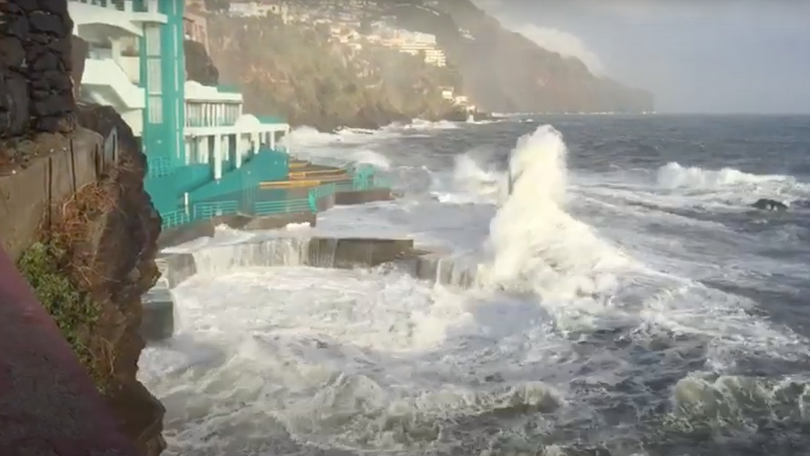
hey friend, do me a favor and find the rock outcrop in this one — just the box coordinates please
[74,104,166,456]
[185,38,219,85]
[0,0,76,144]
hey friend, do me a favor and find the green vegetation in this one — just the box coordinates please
[17,242,107,391]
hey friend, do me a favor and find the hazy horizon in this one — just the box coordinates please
[472,0,810,114]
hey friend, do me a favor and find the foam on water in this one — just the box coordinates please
[140,266,568,454]
[141,122,810,455]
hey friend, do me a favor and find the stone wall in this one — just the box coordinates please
[0,0,75,140]
[0,128,104,262]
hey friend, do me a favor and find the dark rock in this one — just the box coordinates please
[184,39,219,85]
[50,36,73,71]
[40,1,69,17]
[30,49,61,72]
[0,37,26,69]
[0,73,29,135]
[1,14,30,41]
[751,198,787,211]
[0,2,23,15]
[0,0,75,139]
[13,0,40,13]
[29,11,64,36]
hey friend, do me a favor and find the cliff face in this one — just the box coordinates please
[204,16,463,131]
[1,2,166,454]
[16,105,165,455]
[384,0,654,113]
[73,105,166,456]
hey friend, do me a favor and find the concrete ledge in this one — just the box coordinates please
[140,288,174,341]
[335,188,392,205]
[157,212,317,250]
[141,235,414,343]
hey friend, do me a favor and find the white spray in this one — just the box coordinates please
[481,125,632,301]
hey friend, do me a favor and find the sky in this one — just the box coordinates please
[471,0,810,114]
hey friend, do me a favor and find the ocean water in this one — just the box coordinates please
[139,115,810,456]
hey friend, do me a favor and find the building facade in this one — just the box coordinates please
[68,0,291,216]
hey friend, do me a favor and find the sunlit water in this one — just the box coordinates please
[140,115,810,456]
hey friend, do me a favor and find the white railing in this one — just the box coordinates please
[67,0,159,14]
[68,0,167,24]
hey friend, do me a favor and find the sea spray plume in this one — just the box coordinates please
[482,125,631,301]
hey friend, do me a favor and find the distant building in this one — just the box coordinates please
[371,27,447,67]
[440,86,454,100]
[228,1,290,22]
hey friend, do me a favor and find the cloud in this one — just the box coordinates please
[511,24,606,75]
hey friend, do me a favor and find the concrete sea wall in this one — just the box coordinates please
[0,128,105,262]
[141,233,487,342]
[141,236,414,340]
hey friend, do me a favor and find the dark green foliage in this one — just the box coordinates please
[17,242,107,391]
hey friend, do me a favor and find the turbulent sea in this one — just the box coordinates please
[139,115,810,456]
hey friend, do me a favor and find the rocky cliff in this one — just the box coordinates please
[1,2,166,454]
[383,0,654,113]
[203,16,466,131]
[16,104,166,455]
[76,105,167,456]
[199,0,653,121]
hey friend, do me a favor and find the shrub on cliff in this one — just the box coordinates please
[17,242,107,390]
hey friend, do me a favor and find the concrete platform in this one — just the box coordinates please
[141,236,416,342]
[140,286,173,341]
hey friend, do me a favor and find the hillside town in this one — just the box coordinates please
[186,0,476,111]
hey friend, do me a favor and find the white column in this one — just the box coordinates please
[184,137,191,164]
[269,130,275,150]
[235,135,243,168]
[199,137,208,163]
[111,39,122,64]
[213,134,222,179]
[251,132,259,153]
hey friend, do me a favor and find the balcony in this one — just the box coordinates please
[68,0,167,36]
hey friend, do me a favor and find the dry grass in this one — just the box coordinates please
[20,178,125,393]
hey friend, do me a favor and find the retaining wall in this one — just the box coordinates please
[0,128,105,262]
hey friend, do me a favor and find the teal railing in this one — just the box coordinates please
[155,163,393,230]
[255,198,311,216]
[147,156,174,178]
[159,183,337,229]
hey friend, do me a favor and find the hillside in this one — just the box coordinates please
[381,0,653,113]
[205,16,470,131]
